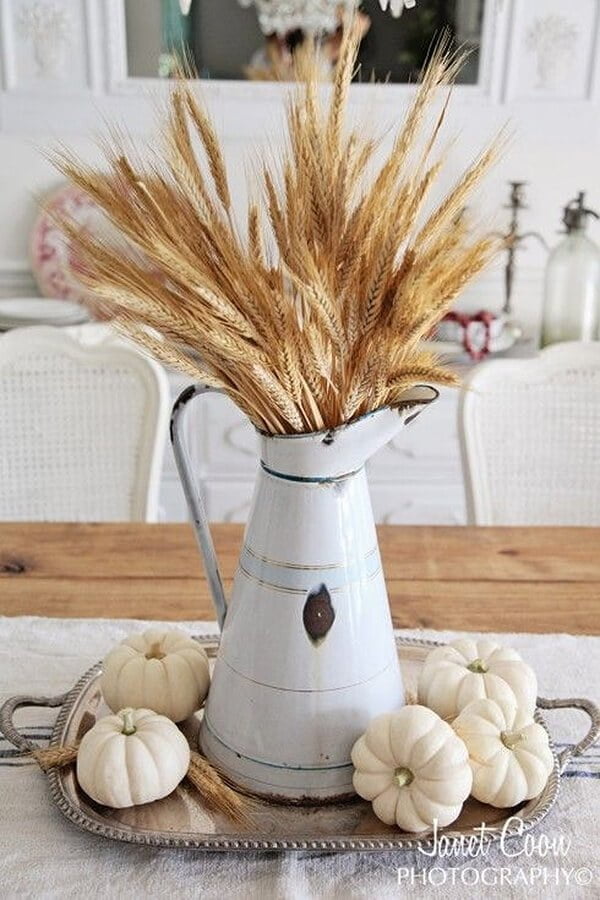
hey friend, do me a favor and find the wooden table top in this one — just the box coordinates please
[0,523,598,634]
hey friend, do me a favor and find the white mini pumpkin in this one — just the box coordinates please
[101,629,210,723]
[418,638,537,721]
[76,708,190,808]
[452,698,554,808]
[351,705,472,833]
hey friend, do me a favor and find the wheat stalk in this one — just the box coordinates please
[50,24,501,435]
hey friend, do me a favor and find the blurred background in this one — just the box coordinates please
[0,0,599,527]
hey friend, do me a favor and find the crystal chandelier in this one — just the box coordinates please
[237,1,360,36]
[180,2,419,31]
[378,0,417,17]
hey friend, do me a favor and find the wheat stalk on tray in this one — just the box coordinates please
[49,26,502,435]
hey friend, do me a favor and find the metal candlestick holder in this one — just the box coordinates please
[494,181,547,318]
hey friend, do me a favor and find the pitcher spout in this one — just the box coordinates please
[260,384,439,480]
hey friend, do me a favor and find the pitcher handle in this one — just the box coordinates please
[170,384,227,630]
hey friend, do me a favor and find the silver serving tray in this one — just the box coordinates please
[2,636,598,853]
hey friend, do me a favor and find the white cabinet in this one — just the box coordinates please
[159,377,466,525]
[369,483,466,526]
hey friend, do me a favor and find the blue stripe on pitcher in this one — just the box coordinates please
[239,543,382,593]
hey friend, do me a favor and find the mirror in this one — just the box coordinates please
[125,1,484,83]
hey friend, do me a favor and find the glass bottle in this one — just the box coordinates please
[541,192,600,347]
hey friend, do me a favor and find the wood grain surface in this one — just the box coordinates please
[1,524,598,633]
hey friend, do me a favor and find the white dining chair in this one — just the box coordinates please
[459,342,600,525]
[0,324,169,521]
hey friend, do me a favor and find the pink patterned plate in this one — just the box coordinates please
[30,183,104,304]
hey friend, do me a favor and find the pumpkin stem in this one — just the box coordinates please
[467,658,489,674]
[394,766,414,788]
[501,730,524,751]
[145,641,166,660]
[120,708,137,736]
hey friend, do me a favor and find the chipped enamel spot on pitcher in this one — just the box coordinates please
[303,585,336,645]
[171,385,438,802]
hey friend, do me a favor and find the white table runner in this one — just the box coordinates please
[1,617,598,899]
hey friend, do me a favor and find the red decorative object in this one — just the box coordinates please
[30,184,102,304]
[441,310,497,361]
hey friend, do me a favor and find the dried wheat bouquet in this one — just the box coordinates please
[51,28,501,435]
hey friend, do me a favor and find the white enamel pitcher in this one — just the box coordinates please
[171,385,438,802]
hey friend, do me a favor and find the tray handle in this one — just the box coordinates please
[537,695,600,774]
[1,691,597,773]
[0,693,68,753]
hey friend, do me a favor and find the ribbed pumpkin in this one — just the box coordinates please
[452,698,554,808]
[351,706,472,832]
[418,638,537,721]
[101,629,210,723]
[76,708,190,808]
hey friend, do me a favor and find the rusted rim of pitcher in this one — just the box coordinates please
[255,384,439,441]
